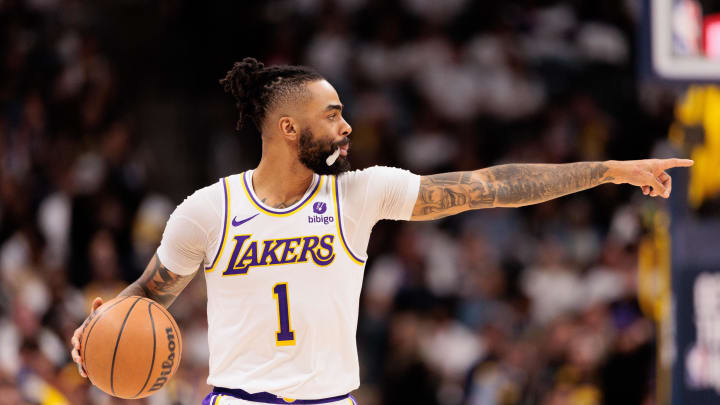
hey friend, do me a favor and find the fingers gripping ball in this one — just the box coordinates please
[81,296,182,399]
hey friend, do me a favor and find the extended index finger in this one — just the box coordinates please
[659,158,694,170]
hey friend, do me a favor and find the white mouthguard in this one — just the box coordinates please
[326,148,341,166]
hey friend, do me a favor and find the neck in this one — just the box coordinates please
[252,140,314,209]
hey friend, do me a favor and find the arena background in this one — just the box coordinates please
[1,1,720,404]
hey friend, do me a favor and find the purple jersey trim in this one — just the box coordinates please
[334,175,366,264]
[242,171,320,216]
[201,394,214,405]
[205,177,229,270]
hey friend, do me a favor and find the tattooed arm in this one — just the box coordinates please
[70,254,195,377]
[411,159,694,221]
[70,181,215,377]
[118,253,196,308]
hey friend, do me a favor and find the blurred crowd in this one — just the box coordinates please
[0,0,689,404]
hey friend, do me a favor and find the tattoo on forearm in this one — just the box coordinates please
[119,283,146,297]
[119,254,194,307]
[412,162,610,220]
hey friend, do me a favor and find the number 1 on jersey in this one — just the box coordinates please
[272,283,296,346]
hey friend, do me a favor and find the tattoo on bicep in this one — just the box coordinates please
[412,171,496,220]
[125,254,193,307]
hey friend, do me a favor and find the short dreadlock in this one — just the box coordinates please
[219,57,324,132]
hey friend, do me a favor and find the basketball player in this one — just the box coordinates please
[70,58,692,404]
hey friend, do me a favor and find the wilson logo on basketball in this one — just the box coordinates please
[149,327,177,392]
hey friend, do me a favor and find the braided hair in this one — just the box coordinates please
[219,57,324,132]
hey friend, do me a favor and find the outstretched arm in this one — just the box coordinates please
[411,159,693,221]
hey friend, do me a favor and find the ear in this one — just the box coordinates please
[278,116,298,141]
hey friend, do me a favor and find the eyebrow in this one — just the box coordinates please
[324,104,343,113]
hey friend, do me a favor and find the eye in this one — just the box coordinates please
[328,113,337,120]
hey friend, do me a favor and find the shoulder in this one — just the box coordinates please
[337,166,416,188]
[192,179,224,200]
[174,179,225,221]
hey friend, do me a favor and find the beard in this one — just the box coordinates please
[298,127,351,176]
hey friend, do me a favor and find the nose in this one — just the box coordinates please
[341,118,352,137]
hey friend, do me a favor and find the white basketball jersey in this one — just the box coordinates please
[203,170,367,398]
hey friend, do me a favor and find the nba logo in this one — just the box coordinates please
[313,202,327,214]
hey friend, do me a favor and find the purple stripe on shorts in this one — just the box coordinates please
[212,386,349,404]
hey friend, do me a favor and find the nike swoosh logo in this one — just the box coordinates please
[232,213,259,227]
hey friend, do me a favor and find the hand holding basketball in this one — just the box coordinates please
[70,296,182,399]
[71,296,103,377]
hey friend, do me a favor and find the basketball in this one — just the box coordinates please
[80,296,182,399]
